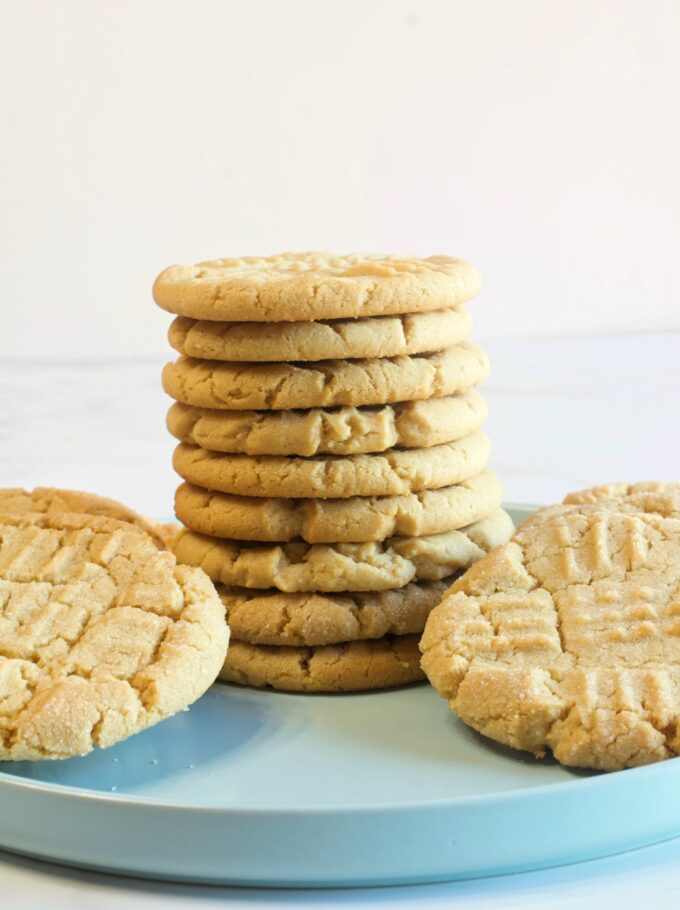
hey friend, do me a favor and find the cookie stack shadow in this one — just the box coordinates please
[154,253,514,692]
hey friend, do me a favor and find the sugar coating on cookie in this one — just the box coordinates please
[0,486,164,547]
[221,635,425,692]
[162,342,489,411]
[153,253,481,322]
[172,508,514,592]
[0,513,228,760]
[421,505,680,771]
[166,393,488,458]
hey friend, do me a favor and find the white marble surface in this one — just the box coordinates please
[2,330,680,907]
[5,837,680,910]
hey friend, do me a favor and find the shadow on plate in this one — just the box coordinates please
[0,685,280,793]
[453,716,598,777]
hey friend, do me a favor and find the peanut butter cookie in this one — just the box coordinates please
[162,342,489,411]
[172,509,514,592]
[174,471,503,543]
[166,392,487,457]
[172,432,490,499]
[154,252,480,322]
[219,578,450,646]
[168,308,472,362]
[421,503,680,771]
[0,512,228,760]
[220,635,424,692]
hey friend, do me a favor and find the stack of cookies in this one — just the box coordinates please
[153,253,513,692]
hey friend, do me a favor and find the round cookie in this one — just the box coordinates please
[420,503,680,771]
[162,342,489,411]
[0,486,164,547]
[0,512,229,761]
[153,252,481,322]
[168,308,473,362]
[171,508,514,592]
[218,579,451,646]
[172,431,490,499]
[564,481,680,514]
[174,471,503,543]
[517,481,680,534]
[167,392,488,457]
[220,635,424,692]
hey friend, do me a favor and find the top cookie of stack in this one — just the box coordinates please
[154,252,513,692]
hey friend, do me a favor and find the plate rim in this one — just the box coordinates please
[1,746,680,814]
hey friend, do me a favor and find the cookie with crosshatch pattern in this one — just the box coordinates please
[0,511,228,760]
[0,486,164,546]
[516,481,680,533]
[421,490,680,771]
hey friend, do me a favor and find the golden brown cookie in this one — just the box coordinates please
[168,308,472,362]
[174,471,503,543]
[220,635,424,692]
[219,578,451,646]
[171,508,514,592]
[172,431,490,499]
[0,512,229,761]
[421,502,680,771]
[162,342,489,411]
[166,392,488,457]
[564,481,680,513]
[153,253,481,322]
[517,481,680,533]
[0,487,164,547]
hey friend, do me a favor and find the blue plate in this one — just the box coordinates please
[1,506,679,886]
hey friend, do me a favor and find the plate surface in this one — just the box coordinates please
[1,506,680,886]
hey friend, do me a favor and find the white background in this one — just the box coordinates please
[1,0,679,359]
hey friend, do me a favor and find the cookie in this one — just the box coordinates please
[174,470,503,543]
[162,342,489,411]
[0,487,164,547]
[220,635,424,692]
[153,253,481,322]
[420,503,680,771]
[218,578,451,646]
[0,512,228,760]
[517,481,680,534]
[172,431,490,499]
[171,508,514,592]
[168,308,472,362]
[167,392,487,457]
[564,481,680,514]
